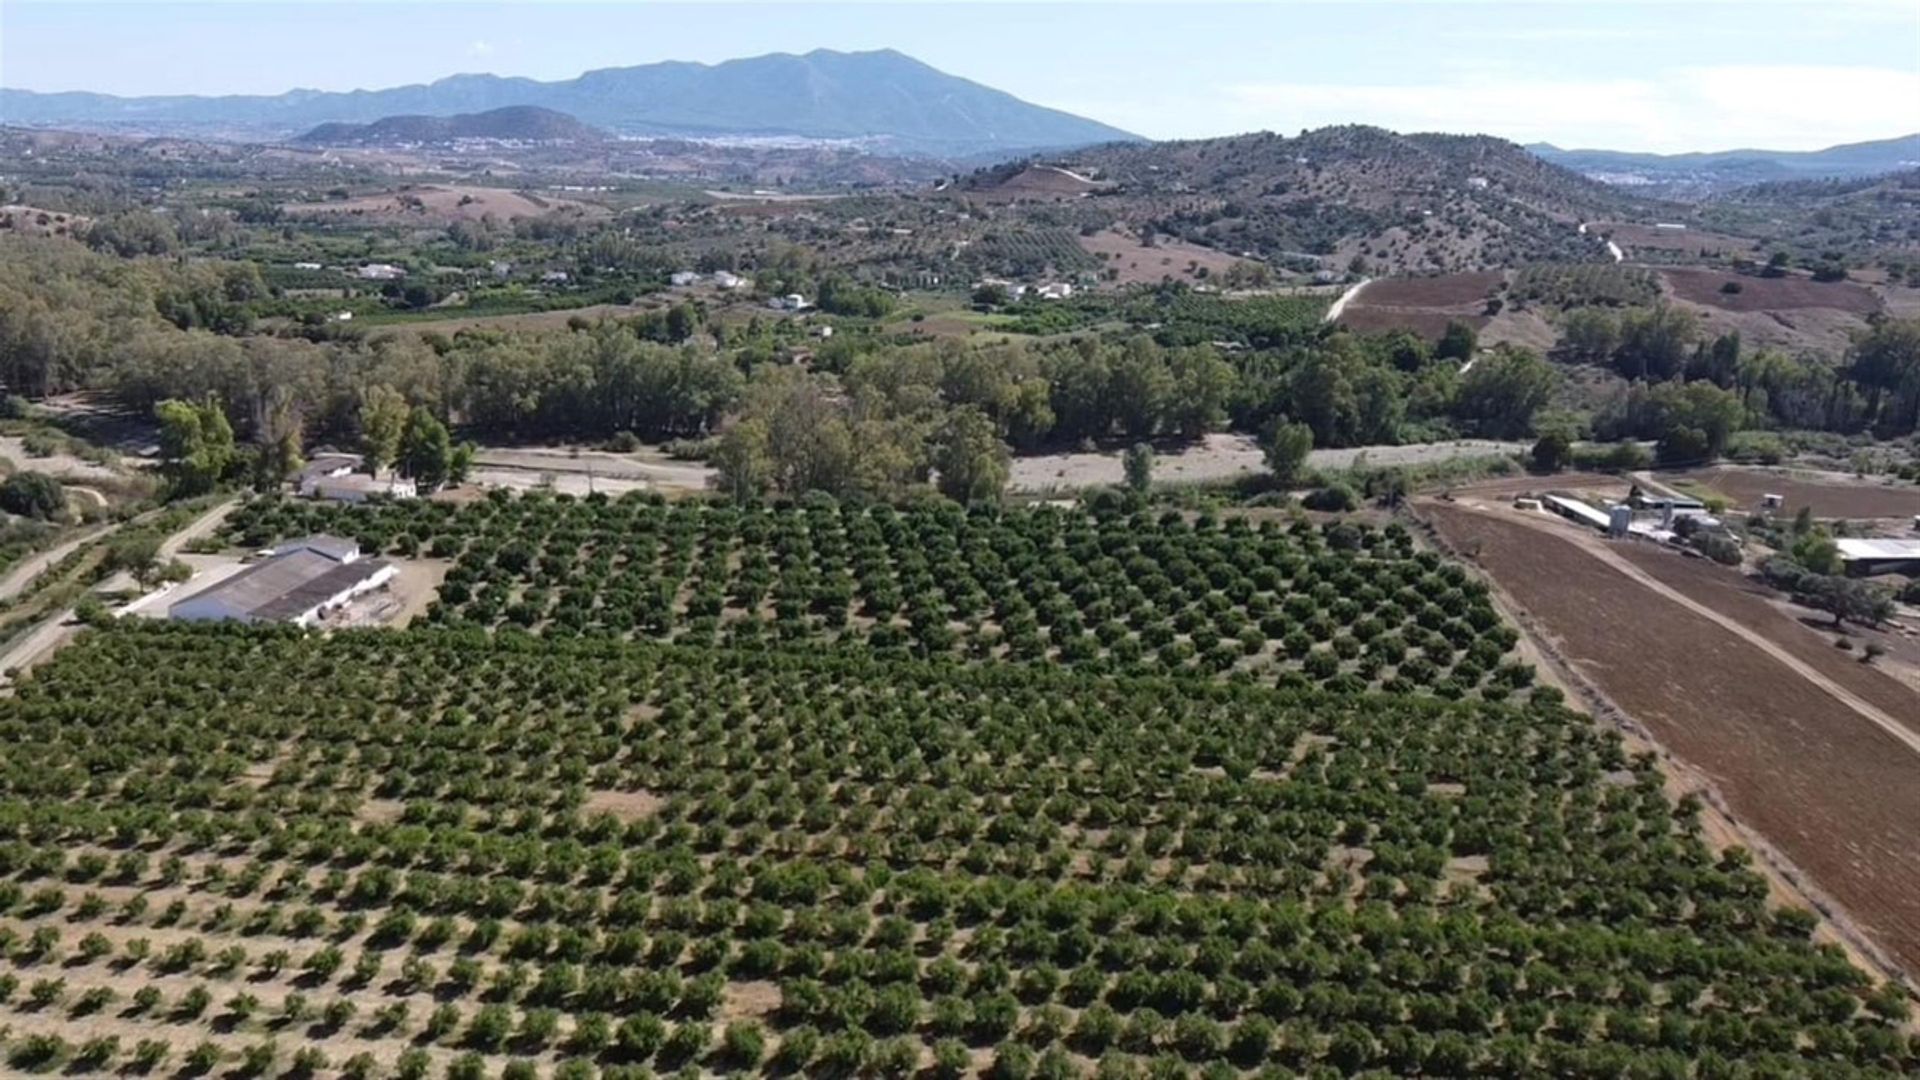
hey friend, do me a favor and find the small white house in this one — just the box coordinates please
[356,263,406,281]
[712,271,746,290]
[293,261,323,271]
[670,271,700,287]
[1037,282,1074,300]
[542,270,570,284]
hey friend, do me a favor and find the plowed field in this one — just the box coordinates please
[1678,466,1920,520]
[1424,501,1920,978]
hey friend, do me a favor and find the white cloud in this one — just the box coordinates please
[1103,65,1920,152]
[468,40,494,58]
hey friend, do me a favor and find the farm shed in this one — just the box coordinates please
[303,472,418,504]
[1543,494,1612,532]
[1835,538,1920,578]
[271,535,363,563]
[294,453,359,488]
[170,539,393,626]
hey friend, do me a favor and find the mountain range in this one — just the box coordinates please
[296,106,606,146]
[0,49,1139,158]
[1529,134,1920,194]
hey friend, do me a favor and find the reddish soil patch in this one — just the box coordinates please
[1424,502,1920,978]
[1677,466,1920,520]
[1358,271,1504,307]
[1613,544,1920,737]
[1338,307,1488,338]
[1661,268,1881,315]
[1338,271,1502,339]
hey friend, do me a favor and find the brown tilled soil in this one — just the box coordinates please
[1335,272,1504,340]
[1423,501,1920,979]
[1660,267,1882,315]
[1357,272,1505,307]
[1675,466,1920,520]
[1612,544,1920,738]
[1337,307,1489,338]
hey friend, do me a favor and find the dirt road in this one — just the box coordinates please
[4,499,238,681]
[1321,277,1371,323]
[0,606,78,686]
[0,526,106,603]
[159,498,238,560]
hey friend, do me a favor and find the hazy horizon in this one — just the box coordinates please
[3,1,1918,154]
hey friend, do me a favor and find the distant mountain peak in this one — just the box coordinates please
[0,49,1140,156]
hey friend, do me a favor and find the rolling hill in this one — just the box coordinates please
[0,49,1140,157]
[980,126,1656,274]
[1531,134,1920,197]
[296,106,605,146]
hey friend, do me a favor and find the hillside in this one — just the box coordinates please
[296,106,605,146]
[1533,133,1920,197]
[0,49,1140,157]
[980,126,1655,274]
[1695,167,1920,269]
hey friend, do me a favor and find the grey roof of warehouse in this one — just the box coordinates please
[1835,538,1920,560]
[273,534,360,562]
[170,548,391,621]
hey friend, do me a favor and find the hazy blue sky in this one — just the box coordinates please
[3,1,1917,152]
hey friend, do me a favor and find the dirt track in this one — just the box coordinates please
[1423,500,1920,979]
[0,526,105,602]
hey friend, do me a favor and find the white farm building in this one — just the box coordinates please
[169,536,393,627]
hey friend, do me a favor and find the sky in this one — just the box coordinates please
[2,0,1917,153]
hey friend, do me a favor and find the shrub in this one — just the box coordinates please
[0,471,64,520]
[1303,483,1357,512]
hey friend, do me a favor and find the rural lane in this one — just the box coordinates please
[0,525,109,604]
[1,498,238,688]
[1321,277,1371,323]
[159,498,239,560]
[0,606,78,687]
